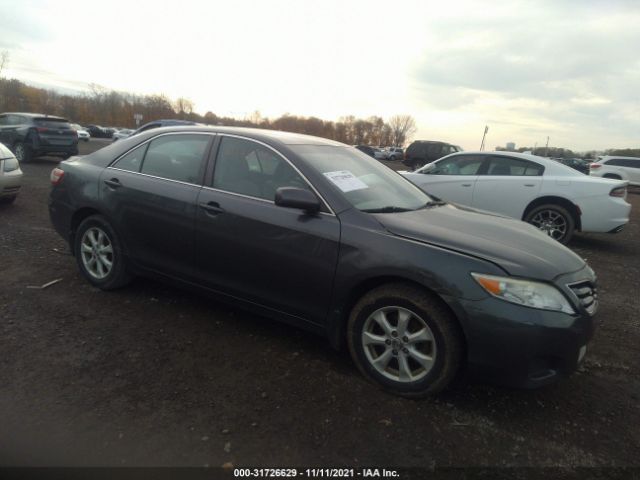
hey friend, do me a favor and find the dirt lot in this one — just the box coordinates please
[1,139,639,469]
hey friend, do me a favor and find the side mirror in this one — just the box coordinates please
[275,187,321,213]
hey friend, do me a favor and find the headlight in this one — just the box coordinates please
[3,157,20,172]
[471,273,575,314]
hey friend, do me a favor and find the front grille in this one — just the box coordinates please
[2,186,20,194]
[568,281,598,315]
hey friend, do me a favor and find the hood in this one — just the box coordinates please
[374,204,586,281]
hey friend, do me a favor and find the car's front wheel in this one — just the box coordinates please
[347,283,463,397]
[524,204,575,244]
[74,215,132,290]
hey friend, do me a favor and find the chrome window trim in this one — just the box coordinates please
[215,133,335,216]
[200,185,335,217]
[106,130,336,216]
[106,167,203,188]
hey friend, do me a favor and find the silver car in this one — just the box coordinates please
[0,142,22,203]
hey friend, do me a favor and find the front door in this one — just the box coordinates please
[195,135,340,324]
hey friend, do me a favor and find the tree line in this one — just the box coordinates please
[0,75,417,147]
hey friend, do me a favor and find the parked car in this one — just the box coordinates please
[387,146,404,161]
[131,119,198,137]
[554,157,589,175]
[403,140,462,170]
[355,145,376,158]
[373,147,388,160]
[0,113,79,162]
[0,142,22,203]
[402,151,630,244]
[112,129,135,142]
[103,127,118,138]
[49,126,598,396]
[589,156,640,186]
[85,125,110,138]
[71,123,90,142]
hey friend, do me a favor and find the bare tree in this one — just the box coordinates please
[174,97,194,118]
[388,114,417,147]
[0,50,8,77]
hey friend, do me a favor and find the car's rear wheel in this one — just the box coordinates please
[347,283,463,397]
[74,215,132,290]
[525,204,575,244]
[14,142,32,163]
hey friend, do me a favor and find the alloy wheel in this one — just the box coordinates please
[361,306,437,382]
[80,227,114,279]
[529,209,567,240]
[15,144,24,162]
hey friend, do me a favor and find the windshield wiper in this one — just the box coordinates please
[419,200,447,209]
[361,206,413,213]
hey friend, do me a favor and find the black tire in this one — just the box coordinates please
[14,142,33,163]
[524,203,575,244]
[0,195,17,204]
[603,174,622,180]
[74,214,132,290]
[347,283,463,397]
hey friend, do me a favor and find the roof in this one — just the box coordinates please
[138,125,346,146]
[1,112,68,120]
[454,150,584,176]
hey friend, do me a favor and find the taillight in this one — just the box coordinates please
[36,127,49,133]
[589,163,601,169]
[610,186,626,198]
[50,168,65,185]
[70,129,78,137]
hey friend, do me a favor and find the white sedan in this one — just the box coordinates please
[402,151,631,243]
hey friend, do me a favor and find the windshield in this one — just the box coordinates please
[290,145,433,212]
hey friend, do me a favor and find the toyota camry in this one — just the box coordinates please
[49,126,597,396]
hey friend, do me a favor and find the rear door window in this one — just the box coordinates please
[113,144,149,172]
[484,156,544,176]
[140,134,211,184]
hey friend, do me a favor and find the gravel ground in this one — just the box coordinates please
[0,139,638,469]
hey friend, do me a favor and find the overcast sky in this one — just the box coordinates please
[1,0,638,150]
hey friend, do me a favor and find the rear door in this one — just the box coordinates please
[472,155,544,218]
[100,132,213,279]
[409,154,485,205]
[194,135,340,324]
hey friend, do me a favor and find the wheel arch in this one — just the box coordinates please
[522,196,582,232]
[329,276,468,360]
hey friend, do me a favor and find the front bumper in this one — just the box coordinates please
[446,267,597,388]
[455,296,594,388]
[0,169,23,198]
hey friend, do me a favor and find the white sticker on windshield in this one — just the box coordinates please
[323,170,368,192]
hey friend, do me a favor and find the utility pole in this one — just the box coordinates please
[545,136,550,157]
[480,125,489,151]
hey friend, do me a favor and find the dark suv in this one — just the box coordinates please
[403,140,462,170]
[0,113,79,162]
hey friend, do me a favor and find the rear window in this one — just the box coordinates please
[34,118,71,129]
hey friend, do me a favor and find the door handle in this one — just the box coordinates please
[524,184,535,187]
[103,178,122,189]
[461,183,472,187]
[199,201,225,215]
